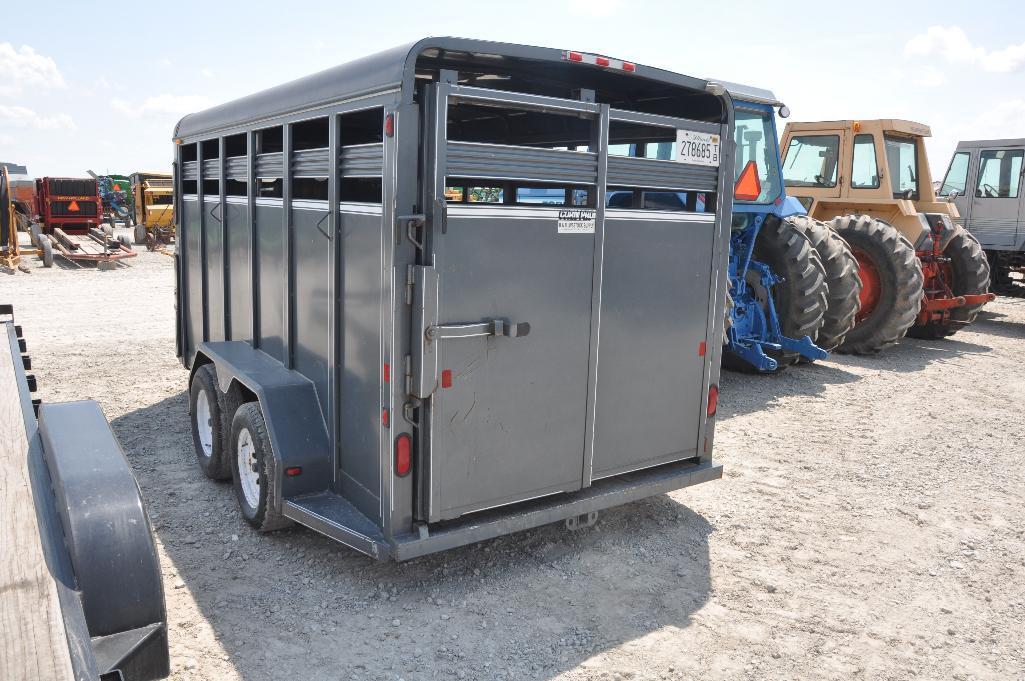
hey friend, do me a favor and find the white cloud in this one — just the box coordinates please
[0,43,65,96]
[905,26,1025,73]
[201,68,215,78]
[918,66,946,88]
[111,94,213,117]
[0,104,75,130]
[158,58,172,66]
[567,0,621,17]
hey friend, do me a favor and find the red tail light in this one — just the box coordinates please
[706,384,718,418]
[285,466,303,477]
[395,434,412,477]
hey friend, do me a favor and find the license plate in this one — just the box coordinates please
[676,130,720,167]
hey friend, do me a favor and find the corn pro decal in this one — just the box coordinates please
[558,209,596,234]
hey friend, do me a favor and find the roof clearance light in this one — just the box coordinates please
[734,161,762,201]
[563,50,636,73]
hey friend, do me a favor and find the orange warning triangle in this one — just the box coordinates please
[68,200,80,212]
[113,184,121,191]
[735,160,762,201]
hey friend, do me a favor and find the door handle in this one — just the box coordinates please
[425,319,530,342]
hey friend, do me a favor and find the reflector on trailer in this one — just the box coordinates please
[395,434,412,477]
[68,200,80,212]
[706,385,718,417]
[734,161,761,201]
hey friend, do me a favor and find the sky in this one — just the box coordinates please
[2,0,1024,179]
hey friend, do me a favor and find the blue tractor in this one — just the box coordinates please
[716,83,861,373]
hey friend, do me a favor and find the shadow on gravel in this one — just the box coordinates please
[718,360,861,419]
[112,393,713,681]
[971,311,1025,341]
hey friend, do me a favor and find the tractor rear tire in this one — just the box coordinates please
[134,224,147,245]
[787,215,862,353]
[831,215,923,354]
[723,216,828,372]
[40,237,54,268]
[908,227,991,339]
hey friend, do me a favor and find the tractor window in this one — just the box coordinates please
[884,135,918,199]
[939,152,970,197]
[783,135,838,188]
[733,107,781,203]
[975,149,1023,199]
[851,134,879,189]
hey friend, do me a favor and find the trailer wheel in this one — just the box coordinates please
[831,214,923,354]
[117,234,132,250]
[787,215,862,352]
[29,222,41,247]
[40,236,54,268]
[103,223,113,238]
[134,224,147,245]
[230,402,291,532]
[909,227,991,339]
[189,364,231,480]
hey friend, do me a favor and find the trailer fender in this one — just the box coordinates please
[37,400,170,681]
[193,341,333,503]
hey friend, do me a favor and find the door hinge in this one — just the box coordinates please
[405,264,415,305]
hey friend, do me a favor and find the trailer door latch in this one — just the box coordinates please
[425,320,531,342]
[398,214,426,250]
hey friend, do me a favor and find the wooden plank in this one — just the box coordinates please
[0,327,75,680]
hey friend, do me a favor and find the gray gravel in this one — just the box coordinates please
[4,238,1025,680]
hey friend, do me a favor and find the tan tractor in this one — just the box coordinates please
[780,119,994,352]
[131,171,175,248]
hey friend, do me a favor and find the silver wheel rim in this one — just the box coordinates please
[237,427,260,508]
[195,390,214,458]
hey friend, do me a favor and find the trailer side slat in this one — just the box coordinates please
[0,326,75,681]
[446,141,597,185]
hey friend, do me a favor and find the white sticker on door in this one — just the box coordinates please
[676,129,720,167]
[558,209,596,234]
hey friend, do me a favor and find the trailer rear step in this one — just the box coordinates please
[283,492,388,559]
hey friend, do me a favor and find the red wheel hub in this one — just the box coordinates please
[852,247,882,322]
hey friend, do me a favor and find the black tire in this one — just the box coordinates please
[29,222,41,247]
[106,214,115,229]
[117,234,131,250]
[723,216,828,372]
[831,215,923,354]
[908,227,991,339]
[787,215,862,352]
[40,237,54,268]
[189,364,231,480]
[134,224,147,245]
[229,402,291,532]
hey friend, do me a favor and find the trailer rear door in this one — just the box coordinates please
[413,83,725,522]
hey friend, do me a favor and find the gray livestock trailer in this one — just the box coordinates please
[940,138,1025,294]
[174,37,734,561]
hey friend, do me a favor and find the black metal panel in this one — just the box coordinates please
[292,205,332,426]
[255,203,284,360]
[339,143,384,177]
[446,141,597,184]
[607,155,718,191]
[183,199,203,350]
[204,200,225,342]
[50,200,99,217]
[226,201,252,342]
[292,148,331,177]
[47,178,96,195]
[255,152,284,178]
[337,208,384,521]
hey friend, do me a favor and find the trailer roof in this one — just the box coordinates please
[174,37,714,140]
[955,138,1025,149]
[708,80,784,108]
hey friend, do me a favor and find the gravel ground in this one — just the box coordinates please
[4,236,1025,681]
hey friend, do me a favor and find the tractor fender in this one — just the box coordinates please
[918,212,961,252]
[37,400,169,681]
[192,341,332,503]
